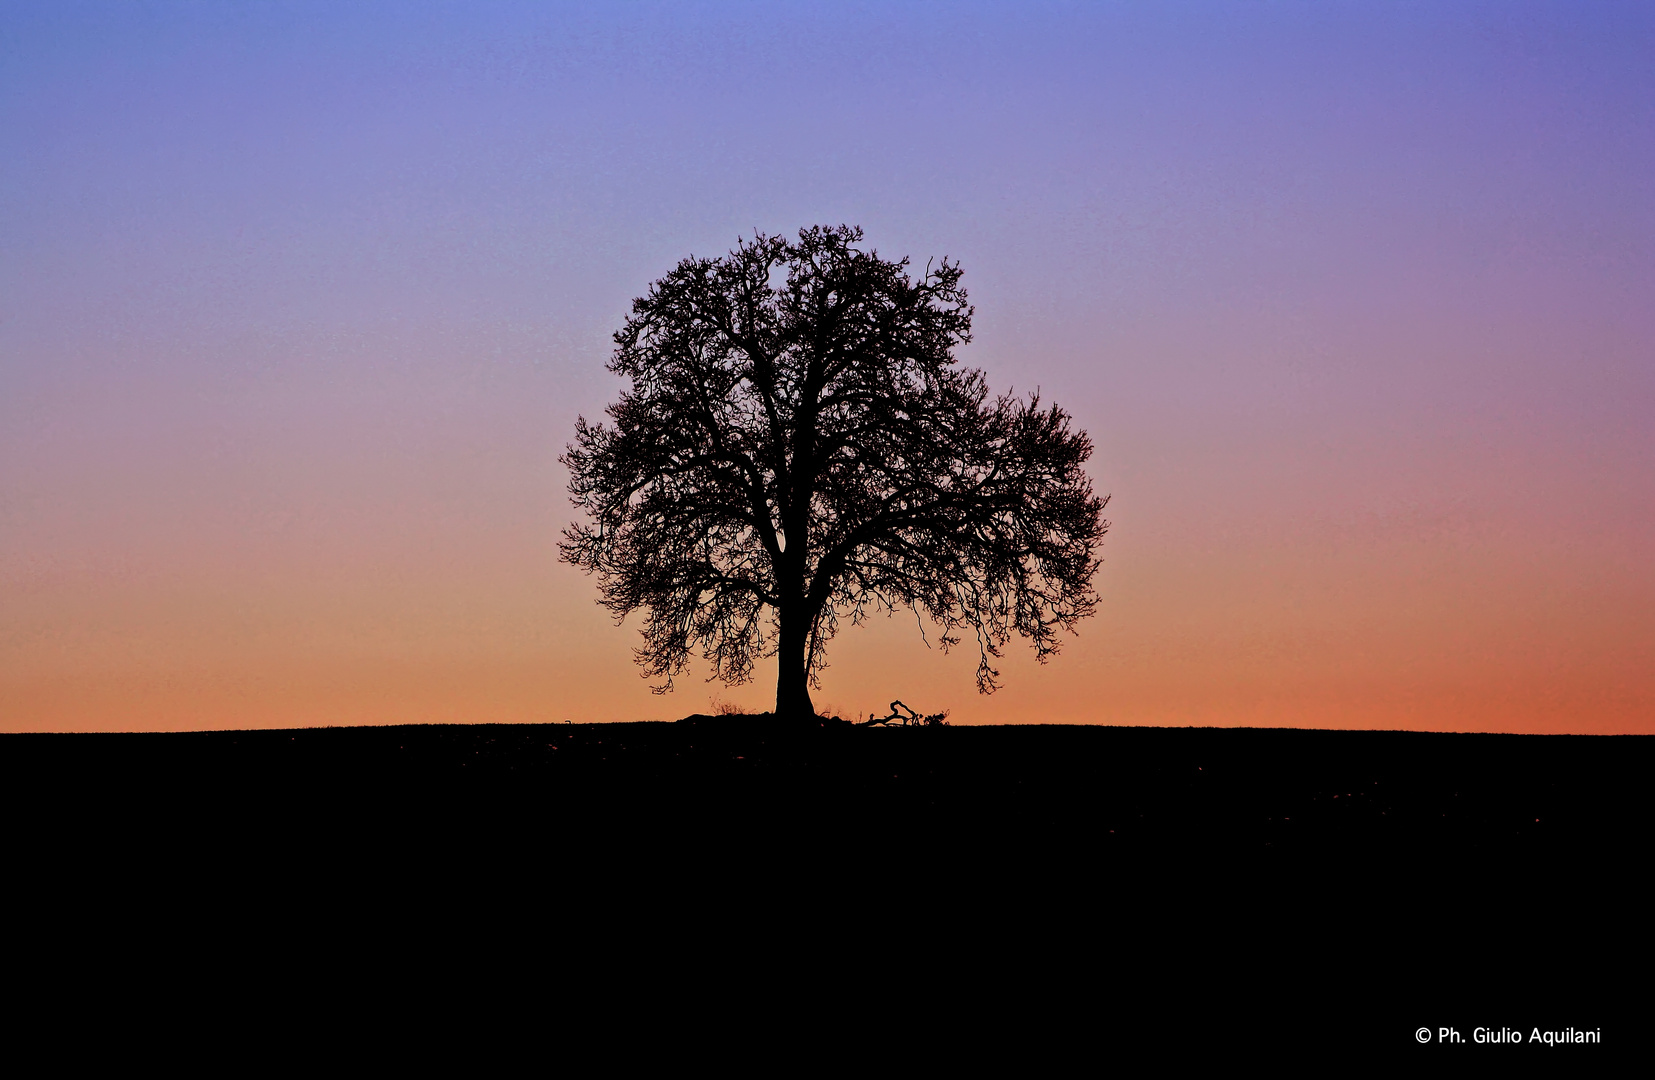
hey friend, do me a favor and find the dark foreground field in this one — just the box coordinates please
[8,717,1648,855]
[6,719,1647,1055]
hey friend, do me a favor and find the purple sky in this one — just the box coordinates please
[4,2,1652,731]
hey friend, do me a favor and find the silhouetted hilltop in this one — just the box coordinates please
[6,720,1643,1050]
[6,720,1647,859]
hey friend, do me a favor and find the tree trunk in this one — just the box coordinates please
[775,602,816,720]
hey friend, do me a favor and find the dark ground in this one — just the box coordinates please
[6,718,1647,1058]
[8,717,1646,863]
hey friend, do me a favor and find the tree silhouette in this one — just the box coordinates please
[560,226,1107,720]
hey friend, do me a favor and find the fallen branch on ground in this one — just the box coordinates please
[859,700,950,727]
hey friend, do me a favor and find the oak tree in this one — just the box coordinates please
[560,226,1106,720]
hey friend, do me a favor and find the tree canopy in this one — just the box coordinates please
[560,226,1107,719]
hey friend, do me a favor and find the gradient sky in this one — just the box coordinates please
[3,1,1651,733]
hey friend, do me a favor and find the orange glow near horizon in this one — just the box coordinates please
[5,375,1649,734]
